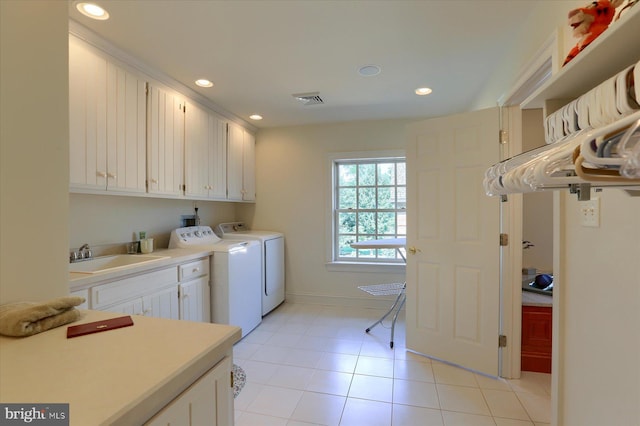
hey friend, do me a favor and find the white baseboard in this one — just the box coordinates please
[285,292,404,311]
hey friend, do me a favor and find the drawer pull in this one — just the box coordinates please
[192,267,200,273]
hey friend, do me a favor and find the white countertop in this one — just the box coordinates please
[0,310,241,425]
[69,247,213,291]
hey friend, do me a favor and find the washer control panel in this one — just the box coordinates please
[169,226,221,248]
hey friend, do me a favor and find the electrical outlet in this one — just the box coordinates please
[579,198,599,227]
[181,215,196,227]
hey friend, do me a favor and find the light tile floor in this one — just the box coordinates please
[233,302,551,426]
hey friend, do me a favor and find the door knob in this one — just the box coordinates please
[408,246,421,255]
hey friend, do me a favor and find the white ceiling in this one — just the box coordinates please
[69,0,540,128]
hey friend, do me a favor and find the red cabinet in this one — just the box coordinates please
[521,305,552,373]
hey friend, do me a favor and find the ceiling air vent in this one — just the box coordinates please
[292,92,324,106]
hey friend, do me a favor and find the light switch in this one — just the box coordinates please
[579,198,600,227]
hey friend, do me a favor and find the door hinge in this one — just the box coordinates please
[499,334,507,347]
[500,233,509,246]
[145,82,149,95]
[500,194,508,203]
[499,129,508,145]
[230,371,234,388]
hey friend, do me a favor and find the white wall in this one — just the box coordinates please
[69,194,237,251]
[238,120,410,306]
[474,0,584,109]
[556,189,640,425]
[0,1,70,304]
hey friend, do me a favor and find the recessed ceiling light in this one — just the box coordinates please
[415,87,433,96]
[358,65,381,77]
[76,2,109,20]
[195,79,213,88]
[249,114,263,121]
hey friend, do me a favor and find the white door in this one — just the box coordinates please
[405,107,501,376]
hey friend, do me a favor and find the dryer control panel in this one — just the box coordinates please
[215,222,248,236]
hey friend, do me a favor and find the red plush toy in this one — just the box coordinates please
[563,0,625,66]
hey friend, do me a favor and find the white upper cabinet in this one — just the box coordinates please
[243,131,256,201]
[227,122,256,201]
[69,33,256,202]
[185,102,227,200]
[147,84,185,197]
[69,35,146,194]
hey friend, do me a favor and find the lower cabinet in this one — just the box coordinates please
[74,257,210,322]
[145,356,233,426]
[178,258,211,322]
[521,305,552,373]
[179,277,209,322]
[106,286,179,319]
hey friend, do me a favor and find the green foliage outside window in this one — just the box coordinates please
[335,158,406,262]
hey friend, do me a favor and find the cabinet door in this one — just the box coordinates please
[148,85,185,197]
[105,62,147,193]
[144,387,190,426]
[145,357,233,426]
[143,286,180,320]
[190,357,233,426]
[69,35,108,191]
[69,289,90,310]
[227,122,244,201]
[184,102,210,198]
[104,298,144,316]
[242,130,256,201]
[69,35,147,194]
[179,277,209,322]
[227,123,255,201]
[208,115,228,200]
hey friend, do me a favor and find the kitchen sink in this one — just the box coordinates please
[69,254,170,274]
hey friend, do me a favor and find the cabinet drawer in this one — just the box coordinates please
[179,258,209,282]
[91,267,177,309]
[70,289,90,309]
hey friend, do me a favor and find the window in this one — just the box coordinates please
[332,155,406,263]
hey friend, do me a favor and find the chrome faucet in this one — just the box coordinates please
[70,243,93,263]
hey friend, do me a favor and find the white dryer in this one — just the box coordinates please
[169,226,261,337]
[215,222,285,315]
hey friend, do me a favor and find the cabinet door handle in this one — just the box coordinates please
[97,171,107,178]
[193,267,200,273]
[151,178,158,184]
[107,173,116,179]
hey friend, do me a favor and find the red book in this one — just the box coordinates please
[67,316,134,338]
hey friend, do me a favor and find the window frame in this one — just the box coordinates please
[326,150,406,270]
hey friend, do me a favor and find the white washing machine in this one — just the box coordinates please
[169,225,261,337]
[215,222,285,315]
